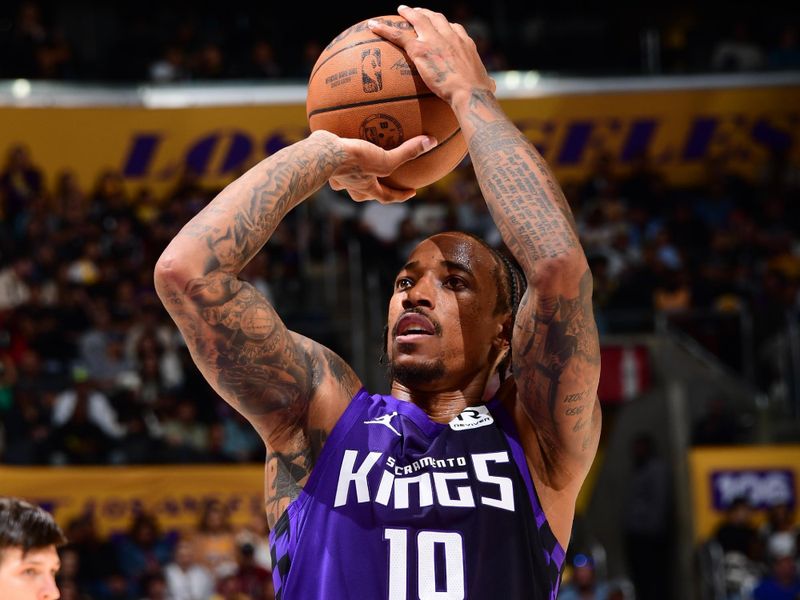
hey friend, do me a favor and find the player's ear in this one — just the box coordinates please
[493,313,513,350]
[490,323,511,367]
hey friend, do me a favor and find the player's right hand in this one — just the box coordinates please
[321,130,438,203]
[368,6,496,108]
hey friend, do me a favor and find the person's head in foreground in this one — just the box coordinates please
[387,231,525,397]
[0,497,66,600]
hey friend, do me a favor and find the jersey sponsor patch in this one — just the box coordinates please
[449,405,494,431]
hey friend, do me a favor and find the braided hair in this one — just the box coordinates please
[488,244,527,382]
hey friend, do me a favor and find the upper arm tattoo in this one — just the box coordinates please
[178,270,315,427]
[514,269,600,459]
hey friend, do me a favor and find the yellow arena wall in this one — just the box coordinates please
[1,82,797,196]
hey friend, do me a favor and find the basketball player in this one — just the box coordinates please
[155,6,601,598]
[0,497,65,600]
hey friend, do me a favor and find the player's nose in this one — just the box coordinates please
[402,273,435,309]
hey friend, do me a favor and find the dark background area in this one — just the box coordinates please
[1,0,798,80]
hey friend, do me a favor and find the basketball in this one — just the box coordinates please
[306,15,467,190]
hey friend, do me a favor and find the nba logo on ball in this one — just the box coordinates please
[361,48,382,93]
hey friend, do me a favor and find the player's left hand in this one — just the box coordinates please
[368,6,496,108]
[323,131,438,203]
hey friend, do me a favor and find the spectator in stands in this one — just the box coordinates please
[56,545,81,597]
[193,43,226,79]
[231,541,273,600]
[161,398,209,462]
[243,40,283,79]
[52,365,125,442]
[714,497,762,561]
[1,385,52,464]
[63,513,122,599]
[139,571,169,600]
[235,512,272,572]
[759,503,799,550]
[79,309,137,392]
[5,1,47,78]
[0,496,66,600]
[48,392,115,465]
[622,434,671,600]
[711,20,765,71]
[114,513,174,597]
[187,500,237,579]
[692,396,743,445]
[0,145,43,228]
[767,25,800,70]
[149,46,189,83]
[296,39,323,78]
[0,258,34,312]
[211,574,248,600]
[164,538,214,600]
[218,405,262,463]
[752,533,800,600]
[558,553,609,600]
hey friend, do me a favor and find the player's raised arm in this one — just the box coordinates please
[154,129,435,523]
[370,7,601,483]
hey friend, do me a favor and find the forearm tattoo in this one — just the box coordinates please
[465,89,580,275]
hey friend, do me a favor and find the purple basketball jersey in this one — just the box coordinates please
[269,389,565,599]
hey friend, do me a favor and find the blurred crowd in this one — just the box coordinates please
[56,499,275,600]
[0,130,798,465]
[0,0,799,81]
[707,498,800,600]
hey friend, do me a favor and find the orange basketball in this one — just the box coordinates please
[306,15,467,190]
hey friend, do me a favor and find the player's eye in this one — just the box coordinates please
[395,277,413,290]
[22,568,37,576]
[444,276,466,290]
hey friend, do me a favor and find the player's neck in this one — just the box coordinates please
[390,379,487,423]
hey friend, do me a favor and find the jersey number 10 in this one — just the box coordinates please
[384,528,465,599]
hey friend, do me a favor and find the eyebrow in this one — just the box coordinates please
[442,260,475,278]
[21,559,61,568]
[399,260,475,278]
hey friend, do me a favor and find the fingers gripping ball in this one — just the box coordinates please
[307,15,467,190]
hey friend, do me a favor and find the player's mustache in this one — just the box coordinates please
[392,307,443,337]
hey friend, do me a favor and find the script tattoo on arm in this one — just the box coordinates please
[464,90,580,275]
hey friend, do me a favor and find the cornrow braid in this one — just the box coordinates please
[493,247,527,383]
[496,249,526,324]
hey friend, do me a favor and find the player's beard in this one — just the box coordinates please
[389,357,446,389]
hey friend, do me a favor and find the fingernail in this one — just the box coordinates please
[398,5,410,10]
[367,19,378,28]
[422,136,438,151]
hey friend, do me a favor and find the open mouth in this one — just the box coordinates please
[394,312,437,341]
